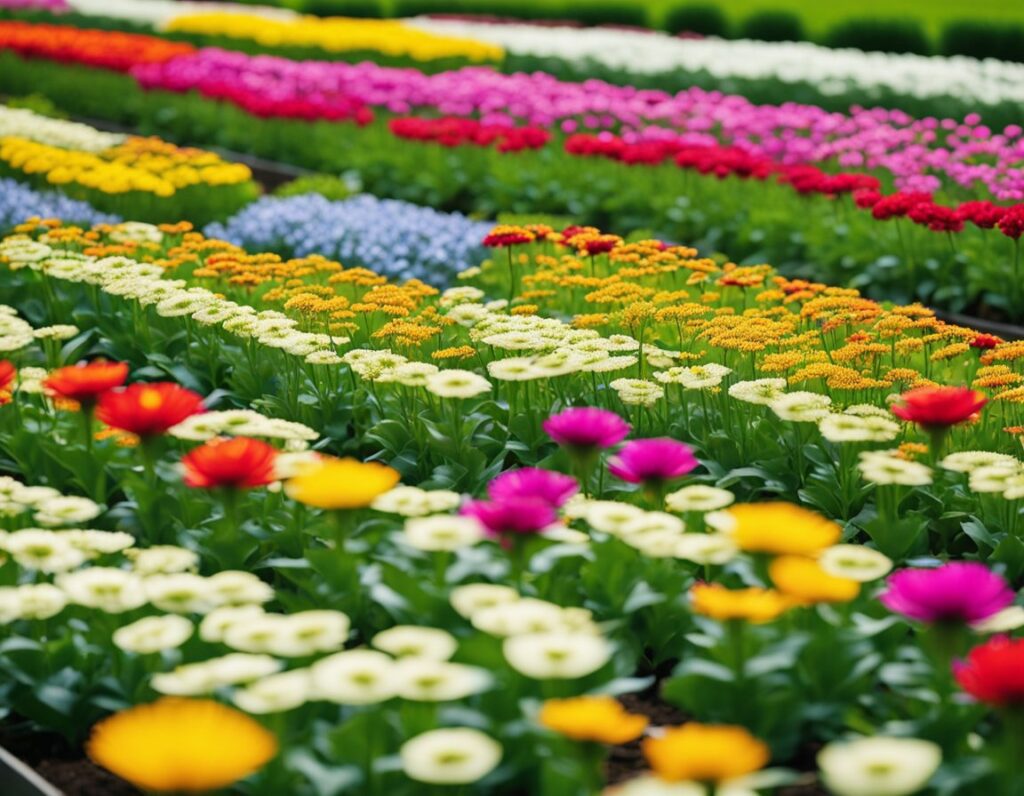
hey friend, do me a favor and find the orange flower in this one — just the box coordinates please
[725,502,841,556]
[96,382,204,437]
[769,556,860,604]
[44,360,128,404]
[0,360,14,393]
[538,696,648,744]
[643,723,769,783]
[182,437,277,489]
[691,583,791,623]
[891,385,986,429]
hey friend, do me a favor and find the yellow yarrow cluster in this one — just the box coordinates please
[165,13,504,62]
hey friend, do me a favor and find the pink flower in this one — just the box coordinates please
[880,562,1013,624]
[543,407,631,450]
[488,468,578,508]
[460,499,557,538]
[607,438,698,485]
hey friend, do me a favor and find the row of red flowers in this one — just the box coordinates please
[389,117,550,152]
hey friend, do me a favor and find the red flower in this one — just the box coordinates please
[182,437,278,489]
[483,226,535,247]
[997,206,1024,239]
[971,334,1002,350]
[954,636,1024,706]
[96,382,204,437]
[44,361,129,404]
[0,360,14,393]
[891,386,987,429]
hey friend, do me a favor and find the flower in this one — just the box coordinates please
[44,360,128,404]
[460,498,557,538]
[503,632,611,678]
[665,485,735,513]
[724,502,840,555]
[538,696,648,744]
[87,698,277,792]
[818,545,893,582]
[233,669,310,715]
[403,514,484,551]
[424,369,491,399]
[311,649,397,704]
[393,659,490,701]
[96,382,204,437]
[817,736,941,796]
[691,583,791,623]
[449,583,519,618]
[954,636,1024,704]
[372,626,458,660]
[400,728,502,785]
[891,386,987,429]
[487,467,578,507]
[113,615,194,654]
[608,438,698,485]
[769,556,860,604]
[880,562,1014,624]
[543,407,630,451]
[182,437,277,489]
[643,723,769,784]
[0,359,14,392]
[285,456,400,509]
[858,451,933,486]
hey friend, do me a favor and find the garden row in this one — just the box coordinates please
[2,25,1024,322]
[0,214,1023,795]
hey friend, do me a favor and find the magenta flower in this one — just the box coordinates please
[607,438,698,485]
[460,498,557,538]
[879,562,1013,624]
[488,468,578,508]
[543,407,631,450]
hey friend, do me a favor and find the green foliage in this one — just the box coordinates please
[301,0,386,17]
[275,174,357,200]
[824,17,932,55]
[739,10,804,42]
[940,20,1024,63]
[3,94,67,119]
[663,4,730,36]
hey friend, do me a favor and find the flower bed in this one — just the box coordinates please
[0,216,1022,796]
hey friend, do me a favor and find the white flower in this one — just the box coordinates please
[33,325,79,340]
[199,605,266,643]
[400,728,502,785]
[971,605,1024,634]
[12,583,67,620]
[144,574,215,614]
[819,413,899,443]
[503,632,611,678]
[33,495,102,527]
[127,545,199,575]
[940,451,1020,473]
[393,659,490,701]
[311,649,397,704]
[62,529,134,556]
[373,486,434,517]
[818,545,893,582]
[273,610,350,656]
[655,363,731,389]
[449,583,519,619]
[728,378,787,405]
[584,501,646,534]
[425,369,492,399]
[2,529,88,572]
[858,452,932,486]
[113,615,193,654]
[487,357,543,381]
[471,599,573,637]
[372,626,458,661]
[233,669,311,714]
[970,464,1024,494]
[817,736,941,796]
[152,654,281,696]
[404,515,484,552]
[771,391,832,423]
[58,568,146,613]
[206,570,274,605]
[603,777,706,796]
[674,533,738,565]
[665,485,735,513]
[610,378,664,406]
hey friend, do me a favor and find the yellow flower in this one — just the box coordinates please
[642,723,769,783]
[725,502,840,555]
[285,456,400,509]
[87,698,277,793]
[769,555,860,604]
[538,696,648,744]
[690,583,791,623]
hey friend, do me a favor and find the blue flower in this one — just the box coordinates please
[0,179,120,229]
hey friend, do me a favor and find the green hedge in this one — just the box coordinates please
[824,18,931,56]
[663,5,730,37]
[739,11,804,42]
[941,20,1024,62]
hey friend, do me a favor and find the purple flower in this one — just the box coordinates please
[607,438,698,484]
[488,468,578,508]
[543,407,631,450]
[460,499,557,538]
[879,562,1014,624]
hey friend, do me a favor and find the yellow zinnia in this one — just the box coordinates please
[769,555,860,604]
[285,455,400,509]
[538,696,648,744]
[87,698,277,793]
[690,583,791,623]
[725,502,841,555]
[643,723,769,783]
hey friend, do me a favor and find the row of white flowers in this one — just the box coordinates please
[0,106,124,153]
[64,0,297,27]
[410,18,1024,106]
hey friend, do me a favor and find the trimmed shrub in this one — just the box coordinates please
[664,5,730,38]
[941,20,1024,63]
[739,10,804,42]
[302,0,386,17]
[825,18,931,55]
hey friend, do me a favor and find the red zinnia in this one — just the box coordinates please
[954,636,1024,706]
[0,360,14,393]
[891,386,987,429]
[44,360,129,404]
[96,382,204,437]
[970,334,1002,350]
[181,437,278,490]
